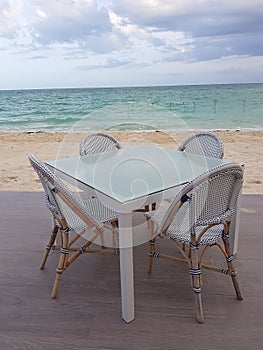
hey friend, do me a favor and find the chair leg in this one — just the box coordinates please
[51,230,69,299]
[112,220,120,256]
[40,223,59,270]
[222,226,243,300]
[148,219,155,274]
[190,249,204,323]
[194,288,204,324]
[148,238,155,274]
[230,271,243,300]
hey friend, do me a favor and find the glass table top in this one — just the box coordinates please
[46,143,230,204]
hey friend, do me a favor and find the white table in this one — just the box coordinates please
[46,143,234,323]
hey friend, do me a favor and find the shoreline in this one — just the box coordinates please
[1,126,263,134]
[0,130,262,194]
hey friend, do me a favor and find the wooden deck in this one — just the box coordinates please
[1,192,263,349]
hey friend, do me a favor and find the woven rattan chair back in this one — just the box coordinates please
[29,155,103,231]
[28,155,118,299]
[160,163,243,235]
[147,163,243,323]
[79,132,121,156]
[177,132,224,159]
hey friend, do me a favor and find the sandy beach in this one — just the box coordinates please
[0,130,262,194]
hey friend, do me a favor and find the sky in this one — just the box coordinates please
[0,0,263,89]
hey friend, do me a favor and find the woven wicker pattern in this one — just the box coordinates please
[165,132,223,205]
[178,132,224,159]
[79,132,121,156]
[147,203,224,246]
[191,169,242,226]
[146,162,243,323]
[28,154,119,299]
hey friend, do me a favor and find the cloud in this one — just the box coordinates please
[195,33,263,61]
[112,0,263,36]
[0,0,129,54]
[112,0,263,59]
[0,0,262,89]
[30,54,47,59]
[1,0,263,60]
[32,0,111,43]
[77,57,130,70]
[0,0,24,36]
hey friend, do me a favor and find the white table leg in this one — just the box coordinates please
[118,212,134,323]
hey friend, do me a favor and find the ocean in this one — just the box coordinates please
[0,83,262,132]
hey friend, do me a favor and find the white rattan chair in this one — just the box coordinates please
[79,132,121,156]
[29,155,119,299]
[178,132,224,159]
[165,132,224,205]
[146,162,243,323]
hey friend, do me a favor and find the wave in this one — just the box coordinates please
[0,115,85,125]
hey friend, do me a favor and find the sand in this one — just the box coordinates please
[0,130,262,194]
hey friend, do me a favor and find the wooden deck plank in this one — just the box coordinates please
[0,192,263,349]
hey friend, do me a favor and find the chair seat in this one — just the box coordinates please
[168,223,224,246]
[83,198,118,223]
[63,197,118,232]
[147,205,223,246]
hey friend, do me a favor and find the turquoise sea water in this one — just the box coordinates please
[0,83,262,132]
